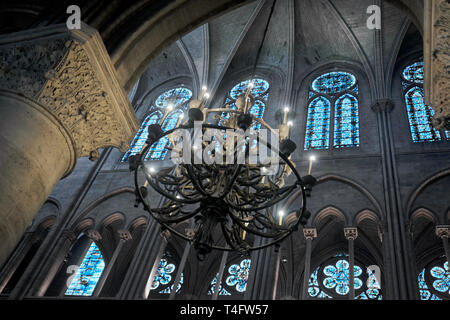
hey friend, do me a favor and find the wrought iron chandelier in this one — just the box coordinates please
[129,0,317,260]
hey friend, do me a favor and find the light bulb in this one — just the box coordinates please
[287,121,293,127]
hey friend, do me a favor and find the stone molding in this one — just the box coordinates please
[424,0,450,130]
[0,23,138,163]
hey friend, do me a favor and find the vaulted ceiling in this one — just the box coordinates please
[136,0,421,106]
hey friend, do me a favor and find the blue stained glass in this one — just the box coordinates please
[208,273,232,296]
[430,261,450,294]
[65,242,105,296]
[312,72,356,95]
[225,259,251,293]
[351,85,359,95]
[334,94,359,148]
[221,79,269,131]
[122,87,192,162]
[418,269,442,300]
[121,113,162,162]
[229,79,269,100]
[146,110,184,161]
[308,258,382,300]
[323,260,363,295]
[309,91,315,99]
[446,131,450,140]
[403,61,424,84]
[151,257,183,294]
[405,87,441,143]
[155,88,192,109]
[304,96,331,150]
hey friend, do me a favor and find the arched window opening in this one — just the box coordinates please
[305,71,360,150]
[65,241,105,296]
[121,87,192,162]
[307,253,382,300]
[208,258,251,298]
[402,60,448,143]
[418,258,449,300]
[221,79,269,131]
[149,252,183,296]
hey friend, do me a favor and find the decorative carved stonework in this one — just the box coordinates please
[436,225,450,239]
[0,23,138,162]
[85,229,102,241]
[424,0,450,130]
[344,227,358,240]
[118,229,133,242]
[370,99,394,113]
[303,228,317,240]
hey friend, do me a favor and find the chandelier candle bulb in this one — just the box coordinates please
[283,107,289,124]
[308,156,316,175]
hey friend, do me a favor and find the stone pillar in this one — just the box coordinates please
[169,241,191,300]
[0,232,40,294]
[212,250,229,300]
[436,226,450,266]
[93,229,132,297]
[344,227,358,300]
[0,23,138,265]
[143,230,170,299]
[301,228,317,300]
[424,0,450,130]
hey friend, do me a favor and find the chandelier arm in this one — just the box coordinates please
[227,210,284,239]
[153,207,202,224]
[218,164,244,199]
[220,222,241,252]
[183,164,210,197]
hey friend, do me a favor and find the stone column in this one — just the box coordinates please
[424,0,450,130]
[0,23,138,265]
[0,233,40,294]
[93,229,132,297]
[169,241,191,301]
[301,228,317,300]
[344,227,358,300]
[436,226,450,266]
[143,230,170,299]
[212,250,229,300]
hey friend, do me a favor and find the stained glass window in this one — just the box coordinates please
[121,112,162,162]
[402,61,444,143]
[65,242,105,296]
[121,87,192,162]
[418,261,449,300]
[207,273,232,296]
[334,94,360,148]
[150,257,183,295]
[305,71,359,150]
[304,97,331,150]
[225,259,251,293]
[308,256,382,300]
[221,79,269,131]
[312,72,356,95]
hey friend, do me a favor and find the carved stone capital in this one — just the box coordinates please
[85,229,102,241]
[370,99,394,113]
[436,225,450,239]
[0,23,138,166]
[344,227,358,240]
[118,229,133,242]
[424,0,450,130]
[303,228,317,240]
